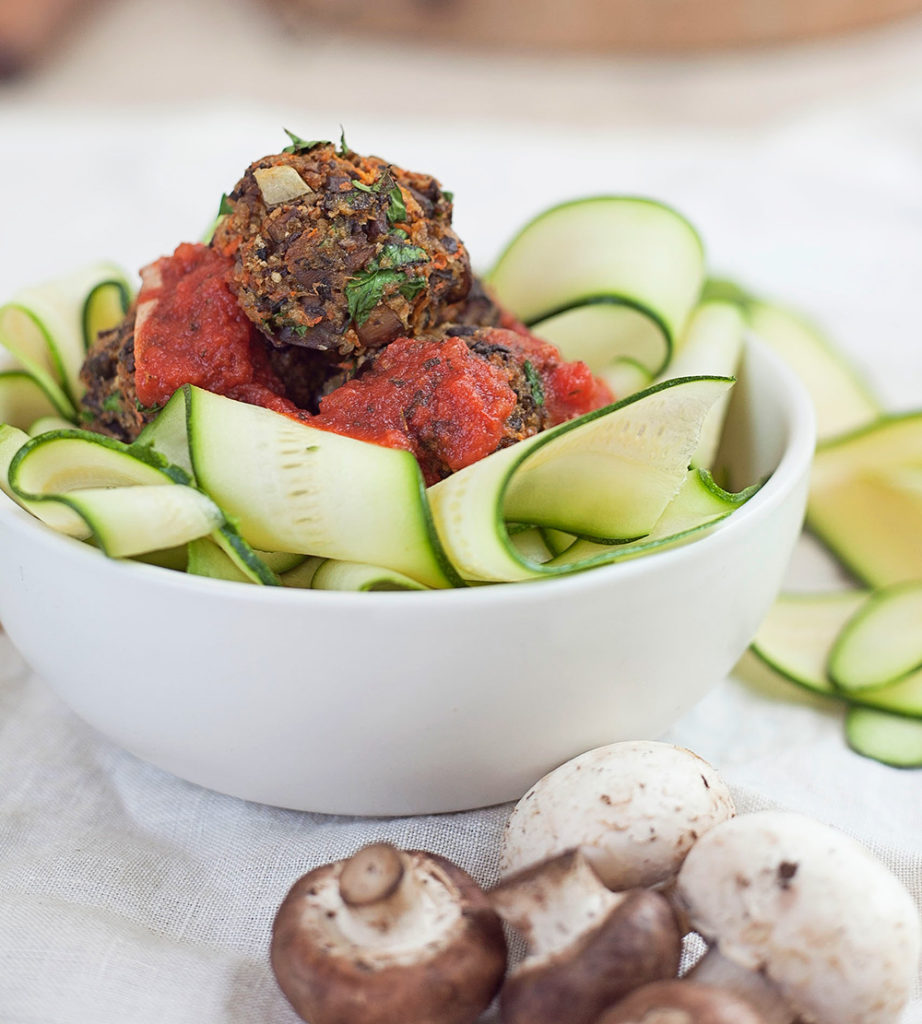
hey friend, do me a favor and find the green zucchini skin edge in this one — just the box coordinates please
[807,411,922,587]
[527,295,672,376]
[482,374,737,578]
[845,707,922,768]
[81,277,133,352]
[489,194,706,273]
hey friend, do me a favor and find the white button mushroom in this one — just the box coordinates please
[490,849,682,1024]
[676,810,922,1024]
[270,842,507,1024]
[501,741,735,890]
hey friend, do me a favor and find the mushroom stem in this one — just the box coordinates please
[688,949,793,1023]
[339,842,407,907]
[333,843,433,948]
[491,850,682,1024]
[491,848,626,958]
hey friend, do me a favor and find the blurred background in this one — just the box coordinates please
[1,0,922,401]
[3,0,922,126]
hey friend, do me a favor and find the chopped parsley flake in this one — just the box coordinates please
[376,243,428,270]
[102,394,122,412]
[339,126,349,156]
[443,190,454,203]
[282,129,330,154]
[387,186,407,224]
[398,278,427,303]
[523,360,545,407]
[345,243,429,325]
[218,193,233,216]
[346,270,405,325]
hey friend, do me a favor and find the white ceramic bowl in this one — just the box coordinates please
[0,336,814,815]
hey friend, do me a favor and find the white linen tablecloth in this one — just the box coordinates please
[1,100,921,1021]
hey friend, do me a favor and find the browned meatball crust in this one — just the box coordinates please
[212,142,471,357]
[79,307,156,441]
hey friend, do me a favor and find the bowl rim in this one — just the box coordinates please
[0,333,815,609]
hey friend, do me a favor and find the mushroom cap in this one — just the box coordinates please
[598,979,771,1024]
[496,877,682,1024]
[270,846,506,1024]
[676,810,922,1024]
[500,741,735,889]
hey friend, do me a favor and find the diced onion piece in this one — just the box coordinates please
[254,166,313,206]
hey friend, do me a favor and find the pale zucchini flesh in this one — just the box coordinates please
[188,536,255,584]
[656,300,744,470]
[846,708,922,768]
[311,560,428,592]
[487,197,704,350]
[747,302,878,443]
[551,468,756,571]
[0,263,132,408]
[0,371,61,431]
[52,484,223,558]
[185,387,456,589]
[750,591,922,718]
[6,429,220,555]
[751,591,869,697]
[808,414,922,587]
[828,582,922,693]
[597,358,653,402]
[428,376,735,583]
[82,277,132,352]
[530,302,670,377]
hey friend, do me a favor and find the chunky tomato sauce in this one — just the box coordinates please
[312,335,519,483]
[133,243,293,413]
[132,244,612,481]
[489,328,614,425]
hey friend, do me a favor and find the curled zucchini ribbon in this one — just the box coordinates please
[0,199,765,591]
[0,264,132,422]
[487,197,706,383]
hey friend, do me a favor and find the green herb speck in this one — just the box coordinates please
[523,360,545,407]
[282,129,330,154]
[387,186,407,224]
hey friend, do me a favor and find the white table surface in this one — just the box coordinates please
[2,12,922,1021]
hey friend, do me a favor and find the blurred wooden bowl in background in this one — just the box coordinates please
[267,0,922,50]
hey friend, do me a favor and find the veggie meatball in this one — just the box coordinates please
[310,327,612,485]
[79,307,148,442]
[212,141,471,356]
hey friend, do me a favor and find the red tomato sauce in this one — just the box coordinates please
[489,328,614,425]
[132,244,613,482]
[311,335,519,483]
[133,243,293,413]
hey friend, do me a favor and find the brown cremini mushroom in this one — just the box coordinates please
[270,841,507,1024]
[490,849,682,1024]
[598,979,771,1024]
